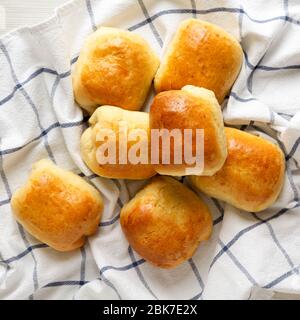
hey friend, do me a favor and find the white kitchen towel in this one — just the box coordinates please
[0,0,300,300]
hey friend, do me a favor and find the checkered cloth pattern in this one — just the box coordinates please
[0,0,300,299]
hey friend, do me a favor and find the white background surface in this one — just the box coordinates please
[0,0,69,36]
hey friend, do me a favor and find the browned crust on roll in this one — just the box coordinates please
[120,176,212,268]
[154,19,243,104]
[73,27,160,113]
[11,159,103,251]
[80,105,156,180]
[190,128,285,212]
[150,85,227,176]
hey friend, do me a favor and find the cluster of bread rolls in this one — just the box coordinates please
[11,19,285,269]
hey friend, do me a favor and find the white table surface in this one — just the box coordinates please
[0,0,70,36]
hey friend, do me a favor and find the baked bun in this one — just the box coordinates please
[73,27,160,114]
[149,85,227,176]
[11,159,103,251]
[154,19,243,104]
[120,176,212,268]
[80,105,156,180]
[190,128,285,212]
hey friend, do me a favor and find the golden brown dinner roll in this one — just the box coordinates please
[11,159,103,251]
[190,128,285,212]
[150,85,227,176]
[80,105,156,180]
[154,19,243,104]
[73,27,160,114]
[120,176,212,268]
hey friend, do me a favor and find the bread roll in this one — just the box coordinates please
[73,27,160,114]
[149,85,227,176]
[190,128,285,212]
[120,176,212,268]
[154,19,243,104]
[80,105,156,180]
[11,159,103,251]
